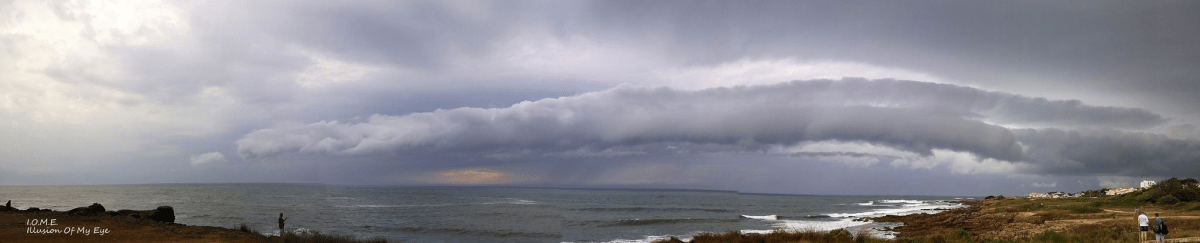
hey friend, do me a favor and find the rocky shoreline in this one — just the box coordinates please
[871,200,985,238]
[1,201,265,243]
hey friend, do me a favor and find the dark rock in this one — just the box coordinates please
[26,207,40,212]
[150,206,174,223]
[114,206,174,223]
[68,203,106,216]
[115,209,145,219]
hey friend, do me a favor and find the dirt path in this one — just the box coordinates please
[1158,237,1200,243]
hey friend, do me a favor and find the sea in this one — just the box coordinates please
[1,184,969,243]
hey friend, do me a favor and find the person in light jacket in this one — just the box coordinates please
[1139,211,1149,243]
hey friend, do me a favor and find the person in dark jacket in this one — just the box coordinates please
[278,213,288,236]
[1154,213,1167,243]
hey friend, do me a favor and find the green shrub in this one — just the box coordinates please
[829,228,852,241]
[952,228,971,243]
[235,223,258,234]
[1160,195,1181,205]
[1001,202,1045,212]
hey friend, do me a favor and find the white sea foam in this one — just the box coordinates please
[741,215,778,220]
[740,229,776,234]
[777,218,871,232]
[336,204,454,208]
[776,199,962,236]
[588,233,694,243]
[876,199,923,204]
[827,200,957,218]
[483,198,539,205]
[586,199,961,243]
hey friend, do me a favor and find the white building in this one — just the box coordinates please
[1029,192,1079,199]
[1141,180,1157,189]
[1107,188,1140,196]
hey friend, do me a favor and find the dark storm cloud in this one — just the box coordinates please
[87,0,1199,121]
[7,0,1198,193]
[1014,128,1200,177]
[581,0,1200,116]
[236,79,1194,177]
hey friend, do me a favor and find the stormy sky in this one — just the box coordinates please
[3,0,1199,196]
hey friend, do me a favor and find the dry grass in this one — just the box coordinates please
[236,223,259,234]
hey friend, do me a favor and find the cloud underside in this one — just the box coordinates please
[190,152,227,166]
[236,79,1198,177]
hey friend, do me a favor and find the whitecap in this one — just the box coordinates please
[589,233,695,243]
[482,198,539,205]
[335,204,453,208]
[876,199,923,204]
[740,215,778,220]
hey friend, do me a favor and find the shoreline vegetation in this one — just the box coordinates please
[0,202,385,243]
[656,177,1200,243]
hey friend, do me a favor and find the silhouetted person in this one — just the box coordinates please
[278,213,288,236]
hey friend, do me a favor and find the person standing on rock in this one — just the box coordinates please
[278,214,288,235]
[1139,211,1150,243]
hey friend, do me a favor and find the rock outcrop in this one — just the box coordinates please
[150,206,175,223]
[68,203,107,216]
[116,206,175,223]
[5,202,175,224]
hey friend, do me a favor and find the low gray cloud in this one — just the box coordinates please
[190,152,228,166]
[1014,128,1200,177]
[237,79,1196,178]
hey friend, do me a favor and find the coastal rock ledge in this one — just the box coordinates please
[17,202,176,224]
[115,205,176,224]
[2,202,274,242]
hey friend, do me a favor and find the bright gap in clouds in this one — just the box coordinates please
[653,59,945,90]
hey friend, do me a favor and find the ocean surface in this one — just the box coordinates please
[1,184,968,242]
